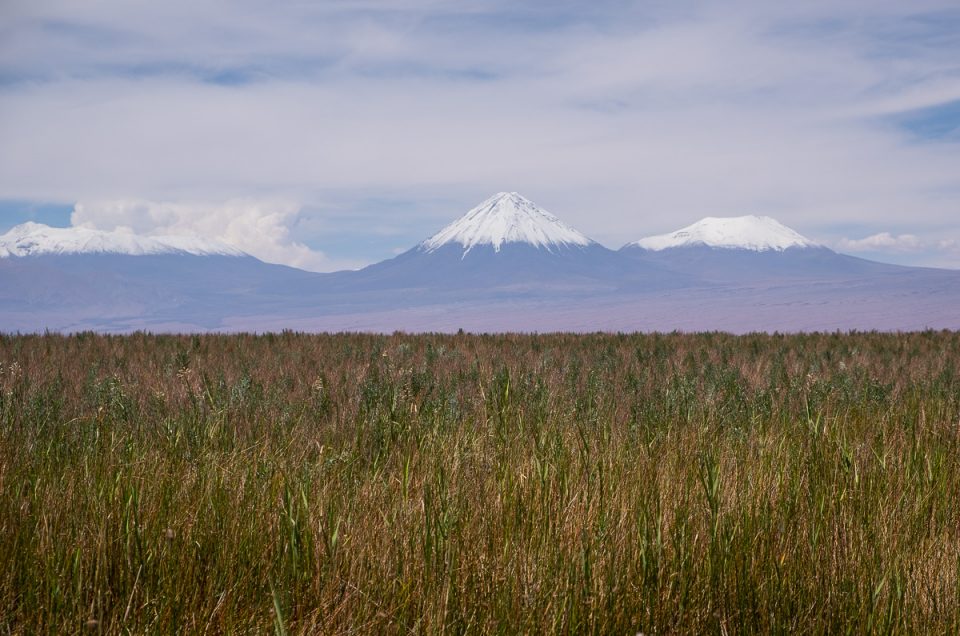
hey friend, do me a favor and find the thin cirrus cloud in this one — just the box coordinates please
[0,1,959,270]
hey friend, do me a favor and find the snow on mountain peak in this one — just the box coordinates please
[420,192,593,255]
[0,222,246,258]
[628,215,820,252]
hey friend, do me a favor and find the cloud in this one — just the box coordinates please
[834,232,960,268]
[838,232,924,252]
[71,199,365,272]
[1,1,960,266]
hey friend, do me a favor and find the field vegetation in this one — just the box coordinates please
[1,331,959,633]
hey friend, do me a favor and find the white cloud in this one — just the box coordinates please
[937,239,959,251]
[1,1,960,266]
[71,199,365,272]
[834,233,960,268]
[838,232,924,252]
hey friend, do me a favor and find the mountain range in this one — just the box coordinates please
[2,192,958,333]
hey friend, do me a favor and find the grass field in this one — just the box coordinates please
[2,331,959,633]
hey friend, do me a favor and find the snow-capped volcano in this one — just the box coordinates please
[0,222,245,258]
[335,191,651,292]
[620,214,903,283]
[420,192,593,256]
[627,215,820,252]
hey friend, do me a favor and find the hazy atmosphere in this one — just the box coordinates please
[2,0,960,270]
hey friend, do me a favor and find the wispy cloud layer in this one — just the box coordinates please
[1,1,959,267]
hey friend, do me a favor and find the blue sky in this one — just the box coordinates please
[1,0,959,270]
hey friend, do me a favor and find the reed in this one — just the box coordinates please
[1,331,958,633]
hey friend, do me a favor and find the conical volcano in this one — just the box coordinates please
[420,192,593,256]
[335,192,647,292]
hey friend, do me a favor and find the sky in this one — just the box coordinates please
[1,0,959,271]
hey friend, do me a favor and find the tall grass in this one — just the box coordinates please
[1,331,959,633]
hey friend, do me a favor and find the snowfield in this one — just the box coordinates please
[0,222,245,258]
[420,192,593,255]
[628,215,821,252]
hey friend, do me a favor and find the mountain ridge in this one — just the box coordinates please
[2,193,958,333]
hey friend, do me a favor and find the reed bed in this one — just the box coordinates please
[1,331,959,633]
